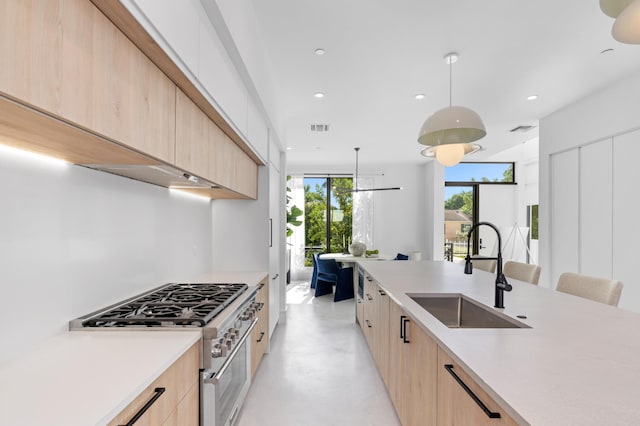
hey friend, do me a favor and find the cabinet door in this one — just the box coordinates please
[0,0,176,164]
[362,277,376,346]
[0,0,66,115]
[373,284,390,387]
[251,278,269,378]
[107,341,200,426]
[403,315,437,426]
[175,88,210,178]
[388,300,406,417]
[389,300,437,426]
[437,348,517,425]
[356,295,364,329]
[162,383,199,426]
[90,11,176,164]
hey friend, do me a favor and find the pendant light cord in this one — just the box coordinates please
[354,147,359,191]
[449,57,453,107]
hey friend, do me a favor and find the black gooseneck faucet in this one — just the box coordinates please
[464,221,512,308]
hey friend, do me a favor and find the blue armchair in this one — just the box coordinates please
[311,253,320,289]
[395,253,409,260]
[314,257,354,302]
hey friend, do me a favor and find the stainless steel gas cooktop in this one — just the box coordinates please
[71,282,248,328]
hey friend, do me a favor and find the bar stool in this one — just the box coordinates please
[556,272,623,306]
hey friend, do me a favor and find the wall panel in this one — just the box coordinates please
[613,129,640,311]
[550,149,580,287]
[579,140,612,278]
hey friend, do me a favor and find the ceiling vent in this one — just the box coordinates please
[510,125,536,133]
[310,124,330,132]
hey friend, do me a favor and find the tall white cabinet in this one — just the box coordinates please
[547,132,639,310]
[540,69,640,311]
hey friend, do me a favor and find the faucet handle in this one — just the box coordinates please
[497,274,512,291]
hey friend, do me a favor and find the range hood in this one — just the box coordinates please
[80,163,220,189]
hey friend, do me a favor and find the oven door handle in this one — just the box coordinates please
[204,318,259,385]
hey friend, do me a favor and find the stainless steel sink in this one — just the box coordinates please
[408,294,530,329]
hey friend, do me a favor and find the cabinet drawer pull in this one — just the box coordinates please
[365,320,372,328]
[400,315,406,339]
[271,274,279,280]
[402,317,410,343]
[366,276,373,282]
[366,294,373,301]
[377,289,386,296]
[444,364,501,419]
[119,387,165,426]
[258,282,265,290]
[256,331,265,343]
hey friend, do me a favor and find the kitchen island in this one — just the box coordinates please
[358,260,640,425]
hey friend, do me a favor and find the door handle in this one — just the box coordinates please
[118,387,165,425]
[402,317,410,343]
[444,364,501,419]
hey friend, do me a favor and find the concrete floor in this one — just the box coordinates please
[236,281,401,426]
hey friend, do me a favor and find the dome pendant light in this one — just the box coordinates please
[418,52,485,167]
[600,0,640,44]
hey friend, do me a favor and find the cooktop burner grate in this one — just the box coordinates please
[82,283,248,328]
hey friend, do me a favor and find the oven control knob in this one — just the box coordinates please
[230,327,240,336]
[225,339,234,349]
[212,343,223,358]
[240,313,250,321]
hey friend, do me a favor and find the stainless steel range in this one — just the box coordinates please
[70,282,264,426]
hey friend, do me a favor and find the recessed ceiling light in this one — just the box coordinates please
[314,48,326,56]
[314,92,325,98]
[415,94,426,100]
[286,147,293,150]
[527,94,538,101]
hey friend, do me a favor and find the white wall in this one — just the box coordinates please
[0,148,213,364]
[540,70,640,311]
[370,163,440,259]
[486,138,540,263]
[210,166,269,272]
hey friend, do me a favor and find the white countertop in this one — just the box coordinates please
[358,260,640,426]
[0,271,268,426]
[0,330,201,426]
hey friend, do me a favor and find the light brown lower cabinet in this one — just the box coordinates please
[362,275,391,386]
[388,300,437,426]
[437,348,517,425]
[251,278,270,377]
[107,341,201,426]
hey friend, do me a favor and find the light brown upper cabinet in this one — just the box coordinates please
[176,89,258,199]
[175,89,211,179]
[0,0,176,164]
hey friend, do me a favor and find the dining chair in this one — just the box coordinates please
[310,253,320,289]
[503,261,541,285]
[314,257,354,302]
[556,272,623,306]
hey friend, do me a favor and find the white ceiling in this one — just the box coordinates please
[249,0,640,170]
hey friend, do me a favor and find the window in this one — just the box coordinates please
[444,162,515,260]
[303,177,353,265]
[445,162,515,183]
